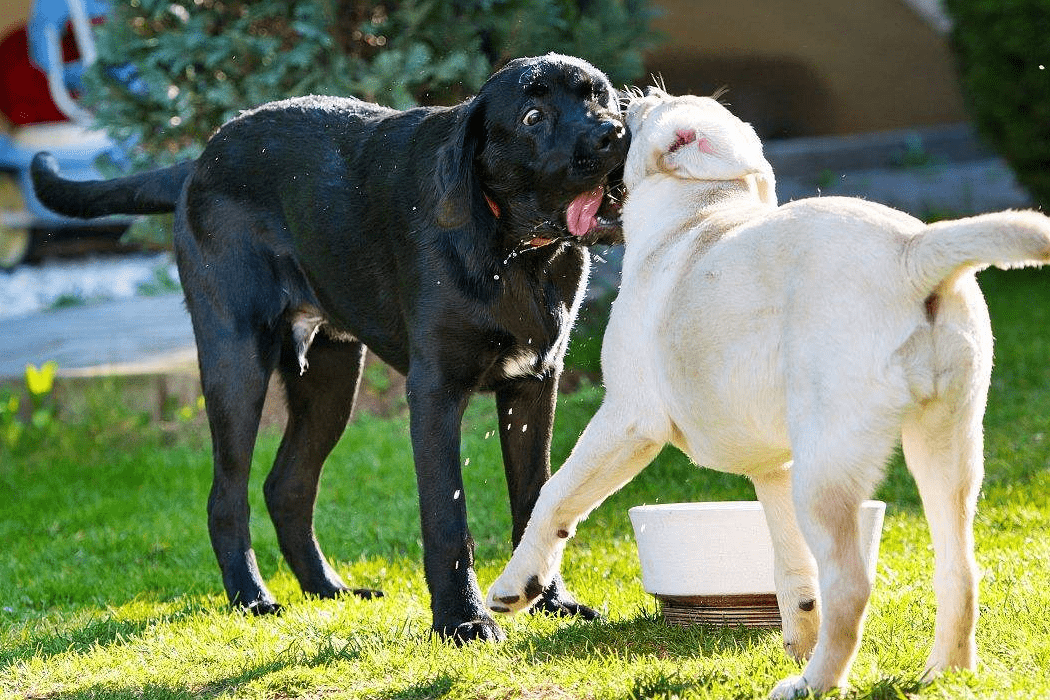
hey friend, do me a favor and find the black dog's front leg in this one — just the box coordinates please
[496,377,600,620]
[407,367,505,643]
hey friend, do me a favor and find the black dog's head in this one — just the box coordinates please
[436,54,628,248]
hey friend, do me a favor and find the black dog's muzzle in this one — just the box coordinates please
[572,118,628,179]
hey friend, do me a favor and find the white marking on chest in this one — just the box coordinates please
[290,305,357,375]
[501,348,540,378]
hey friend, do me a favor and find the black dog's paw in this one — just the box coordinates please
[529,574,602,621]
[239,598,284,616]
[307,582,385,601]
[434,617,507,645]
[486,571,601,622]
[304,575,386,604]
[530,595,602,621]
[349,587,384,600]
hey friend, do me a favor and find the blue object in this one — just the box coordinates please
[26,0,111,94]
[0,0,131,231]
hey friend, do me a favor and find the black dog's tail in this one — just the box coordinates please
[31,152,195,219]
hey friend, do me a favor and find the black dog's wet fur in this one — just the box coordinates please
[32,54,626,642]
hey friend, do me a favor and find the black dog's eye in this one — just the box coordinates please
[522,108,544,126]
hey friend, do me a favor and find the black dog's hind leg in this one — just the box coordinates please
[194,318,282,615]
[407,366,505,643]
[264,334,382,600]
[496,377,601,620]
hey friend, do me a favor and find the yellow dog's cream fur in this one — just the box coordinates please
[486,89,1050,697]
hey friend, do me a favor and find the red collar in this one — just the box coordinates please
[483,192,554,248]
[483,192,500,218]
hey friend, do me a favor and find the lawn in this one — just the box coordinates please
[1,267,1049,699]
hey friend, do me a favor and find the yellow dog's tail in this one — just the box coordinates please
[905,209,1050,293]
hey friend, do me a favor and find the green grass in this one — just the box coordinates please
[2,267,1050,699]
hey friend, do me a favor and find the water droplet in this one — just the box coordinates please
[453,490,461,500]
[522,424,528,432]
[464,457,471,466]
[494,274,500,280]
[507,408,513,415]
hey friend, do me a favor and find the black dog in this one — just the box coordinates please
[31,54,627,642]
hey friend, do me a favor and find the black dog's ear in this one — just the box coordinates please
[436,97,486,229]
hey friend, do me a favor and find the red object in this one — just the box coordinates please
[484,192,500,218]
[0,23,79,125]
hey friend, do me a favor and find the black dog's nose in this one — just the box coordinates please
[588,119,626,154]
[572,117,628,176]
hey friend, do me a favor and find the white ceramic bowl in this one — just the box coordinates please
[628,500,885,626]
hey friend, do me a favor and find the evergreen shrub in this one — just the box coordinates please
[944,0,1050,210]
[84,0,658,169]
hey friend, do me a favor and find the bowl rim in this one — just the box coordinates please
[629,501,765,514]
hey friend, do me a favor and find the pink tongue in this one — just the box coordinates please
[566,186,605,237]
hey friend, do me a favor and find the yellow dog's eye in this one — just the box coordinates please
[522,109,544,126]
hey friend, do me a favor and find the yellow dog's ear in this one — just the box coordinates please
[730,120,776,206]
[749,167,777,206]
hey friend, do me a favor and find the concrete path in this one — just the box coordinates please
[763,123,1033,215]
[0,292,195,378]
